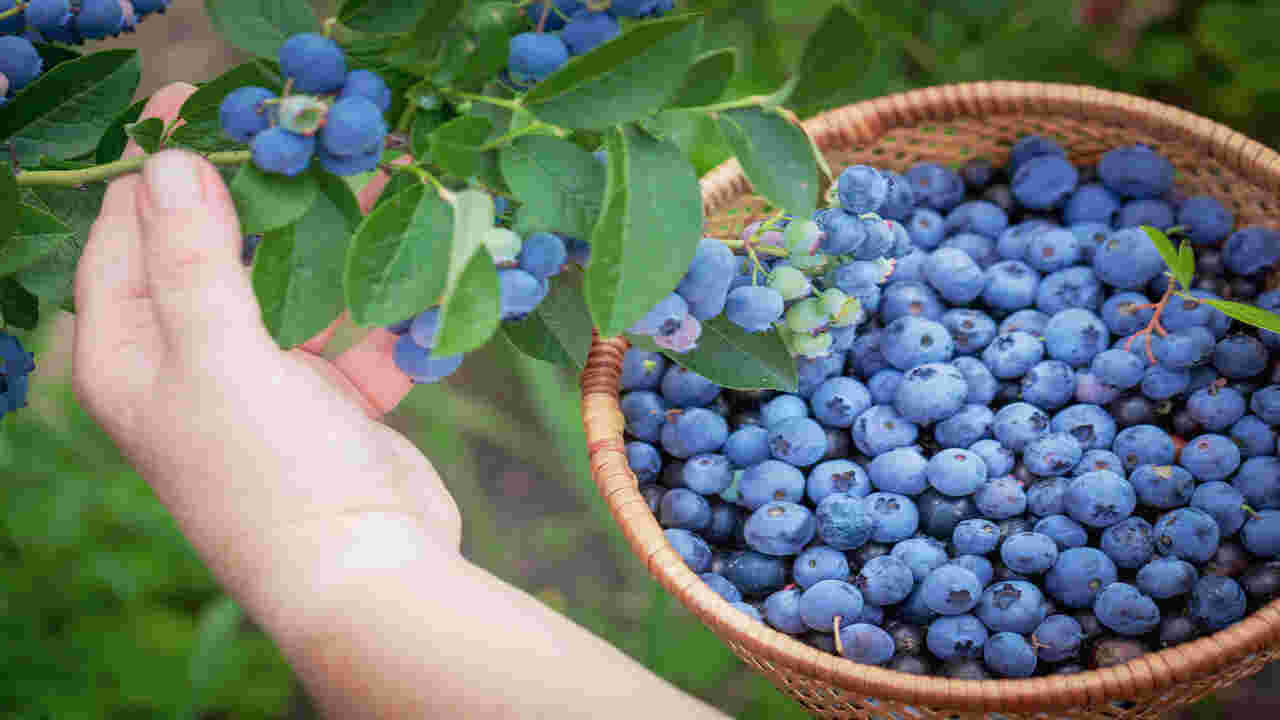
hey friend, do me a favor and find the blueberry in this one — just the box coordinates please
[1094,582,1161,636]
[839,623,895,665]
[620,349,665,392]
[1253,385,1280,424]
[952,518,1001,555]
[626,441,662,484]
[517,232,568,280]
[1175,195,1233,245]
[1243,510,1280,558]
[621,390,666,442]
[974,475,1027,520]
[1213,335,1268,380]
[1101,292,1156,337]
[738,459,805,510]
[789,546,847,590]
[969,439,1015,477]
[1098,144,1173,198]
[889,536,948,584]
[915,489,980,540]
[1093,227,1168,290]
[800,579,865,632]
[836,165,889,214]
[675,238,736,320]
[1139,365,1191,401]
[1188,575,1246,631]
[983,332,1046,380]
[907,208,947,249]
[1044,308,1110,368]
[924,247,986,304]
[940,309,998,357]
[981,632,1037,678]
[1116,198,1175,229]
[561,9,620,54]
[1186,386,1246,434]
[1034,515,1089,550]
[1153,507,1220,564]
[809,377,871,429]
[660,366,720,407]
[1135,557,1198,600]
[1189,481,1247,537]
[1070,222,1113,265]
[702,501,740,545]
[1010,134,1067,173]
[1113,424,1175,470]
[797,352,846,397]
[1230,415,1276,459]
[664,528,712,572]
[659,488,712,531]
[721,550,788,597]
[977,580,1047,634]
[1037,266,1103,316]
[815,492,877,550]
[744,501,816,556]
[508,32,570,86]
[1044,547,1118,609]
[23,0,65,33]
[338,69,392,113]
[498,268,549,320]
[935,404,994,449]
[1012,154,1078,210]
[1090,349,1146,390]
[952,356,999,407]
[767,416,827,467]
[866,447,928,496]
[940,231,999,268]
[905,162,965,212]
[1224,226,1280,277]
[630,292,687,336]
[763,588,807,634]
[921,564,982,615]
[249,127,315,176]
[864,492,919,543]
[1033,615,1084,663]
[893,362,968,426]
[1074,449,1125,476]
[950,555,994,588]
[607,0,672,17]
[1064,183,1122,224]
[391,334,463,383]
[759,394,807,430]
[278,33,346,94]
[77,0,125,37]
[924,448,986,497]
[944,200,1009,239]
[661,407,728,459]
[1128,464,1194,510]
[848,328,890,377]
[926,614,988,660]
[1001,532,1059,575]
[1024,227,1080,273]
[700,572,743,603]
[805,460,871,506]
[866,368,904,406]
[879,281,945,324]
[851,405,919,457]
[680,453,732,495]
[814,209,867,256]
[1099,517,1155,570]
[1179,433,1241,482]
[992,402,1051,451]
[1064,470,1136,528]
[724,286,784,333]
[982,260,1041,312]
[1152,327,1216,371]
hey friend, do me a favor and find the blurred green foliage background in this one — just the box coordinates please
[4,0,1279,717]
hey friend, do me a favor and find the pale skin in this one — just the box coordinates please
[72,82,728,720]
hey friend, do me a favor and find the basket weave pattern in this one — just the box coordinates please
[579,82,1280,719]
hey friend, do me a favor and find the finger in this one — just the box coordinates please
[356,154,413,214]
[333,328,414,419]
[134,149,272,358]
[123,82,198,160]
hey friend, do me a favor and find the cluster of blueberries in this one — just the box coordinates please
[1,0,171,106]
[506,0,673,88]
[624,137,1280,679]
[0,330,36,420]
[218,33,392,177]
[384,225,590,383]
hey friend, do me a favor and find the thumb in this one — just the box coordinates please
[135,149,270,358]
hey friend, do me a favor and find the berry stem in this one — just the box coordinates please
[1123,276,1176,364]
[535,0,551,32]
[832,616,844,655]
[478,119,560,151]
[15,150,252,187]
[321,16,338,38]
[0,2,27,22]
[446,90,527,115]
[717,237,787,257]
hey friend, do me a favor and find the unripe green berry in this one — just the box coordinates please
[768,265,812,301]
[786,297,829,335]
[784,219,823,257]
[484,227,523,265]
[788,252,830,275]
[275,95,328,136]
[820,288,864,327]
[792,331,834,358]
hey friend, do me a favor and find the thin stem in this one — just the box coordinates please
[478,119,557,151]
[832,616,844,656]
[535,0,551,32]
[0,2,26,22]
[322,16,338,38]
[17,150,251,187]
[717,237,786,257]
[447,90,526,114]
[1123,278,1176,363]
[694,94,774,114]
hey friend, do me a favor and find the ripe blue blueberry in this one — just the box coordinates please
[976,580,1047,634]
[1065,470,1136,528]
[877,170,916,220]
[851,405,919,457]
[969,439,1015,477]
[77,0,125,37]
[1177,195,1234,246]
[924,247,986,304]
[320,96,387,157]
[1224,226,1280,276]
[926,614,988,660]
[921,564,982,615]
[744,501,816,556]
[660,365,720,407]
[1153,507,1220,564]
[891,536,950,583]
[941,232,999,269]
[1136,557,1198,600]
[1098,144,1174,199]
[1034,515,1089,550]
[1113,424,1175,470]
[700,573,743,603]
[815,492,876,550]
[973,475,1027,520]
[982,331,1046,379]
[907,207,946,249]
[838,165,889,215]
[1044,308,1110,368]
[1027,477,1068,518]
[1036,266,1104,316]
[944,200,1008,239]
[1192,481,1248,537]
[954,356,999,405]
[1044,547,1117,609]
[338,69,392,113]
[806,459,870,504]
[881,316,956,370]
[661,407,728,459]
[992,402,1050,452]
[26,0,70,33]
[724,286,784,333]
[626,441,661,484]
[1021,361,1078,411]
[855,555,915,606]
[1187,385,1247,432]
[1010,135,1066,172]
[664,528,711,572]
[1099,516,1155,570]
[864,492,919,543]
[1189,576,1246,632]
[1095,582,1161,636]
[793,545,851,590]
[561,10,620,54]
[659,488,712,531]
[722,550,788,596]
[620,390,665,442]
[315,143,380,176]
[982,260,1041,312]
[1243,510,1280,558]
[279,33,347,94]
[737,459,804,509]
[810,377,871,428]
[894,362,968,425]
[839,624,895,665]
[508,32,570,86]
[1034,614,1085,663]
[800,579,864,632]
[621,349,665,392]
[1101,291,1156,337]
[1064,183,1121,224]
[763,588,807,634]
[1001,532,1059,575]
[926,448,988,497]
[984,632,1037,678]
[250,127,315,176]
[675,238,736,320]
[1012,154,1078,210]
[866,368,904,406]
[866,446,928,496]
[1152,327,1215,371]
[607,0,673,17]
[218,86,276,143]
[940,309,998,356]
[1115,198,1174,229]
[498,268,549,320]
[767,416,827,467]
[0,36,43,91]
[630,292,686,336]
[1025,227,1081,273]
[879,281,944,323]
[1140,365,1191,401]
[905,162,965,212]
[1070,221,1112,264]
[934,404,995,449]
[1214,335,1268,379]
[1179,433,1241,482]
[681,453,732,495]
[1230,415,1276,459]
[1090,348,1145,390]
[1129,464,1194,509]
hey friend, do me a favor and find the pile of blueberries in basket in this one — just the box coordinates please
[623,135,1280,679]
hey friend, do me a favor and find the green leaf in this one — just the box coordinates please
[586,125,702,337]
[0,159,15,251]
[32,41,81,71]
[251,172,361,348]
[94,97,148,164]
[337,0,426,33]
[0,204,72,276]
[170,61,284,153]
[12,210,84,310]
[641,110,733,176]
[716,106,818,218]
[0,277,39,331]
[344,184,454,326]
[372,170,421,212]
[124,118,165,155]
[1142,225,1181,282]
[500,135,606,240]
[524,15,704,130]
[1196,296,1280,335]
[1177,239,1196,292]
[629,317,798,391]
[433,190,500,356]
[428,116,494,178]
[204,0,319,58]
[0,49,141,164]
[700,0,786,98]
[187,595,244,714]
[434,21,512,92]
[386,0,467,69]
[341,37,424,124]
[230,162,318,235]
[502,269,594,370]
[411,108,451,159]
[669,48,737,108]
[17,182,106,307]
[782,3,876,117]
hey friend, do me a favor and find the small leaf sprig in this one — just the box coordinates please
[1129,226,1280,362]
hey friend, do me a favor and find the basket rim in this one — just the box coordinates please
[580,80,1280,713]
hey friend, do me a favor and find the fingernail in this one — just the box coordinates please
[143,150,204,211]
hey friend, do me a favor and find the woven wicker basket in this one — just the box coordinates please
[579,81,1280,719]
